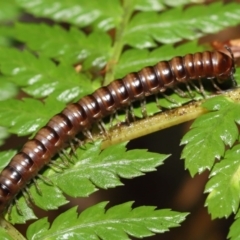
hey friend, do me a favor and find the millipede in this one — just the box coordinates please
[0,46,236,216]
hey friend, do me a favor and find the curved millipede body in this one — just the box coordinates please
[0,47,236,215]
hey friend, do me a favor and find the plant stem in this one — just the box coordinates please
[103,0,134,85]
[101,88,240,149]
[0,217,26,240]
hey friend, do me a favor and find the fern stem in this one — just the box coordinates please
[103,0,135,85]
[101,88,240,149]
[0,217,26,240]
[101,100,206,149]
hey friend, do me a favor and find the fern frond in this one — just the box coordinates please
[0,48,94,101]
[124,2,240,47]
[0,98,65,136]
[13,23,112,68]
[135,0,204,11]
[205,144,240,218]
[181,96,240,176]
[0,150,16,169]
[6,141,169,223]
[26,201,188,240]
[15,0,123,31]
[228,210,240,240]
[0,0,21,21]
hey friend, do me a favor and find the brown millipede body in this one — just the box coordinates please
[0,47,236,216]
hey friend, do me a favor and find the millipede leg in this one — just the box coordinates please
[155,94,162,110]
[14,198,24,215]
[125,108,130,125]
[115,111,121,122]
[22,191,31,206]
[33,178,42,195]
[83,130,94,142]
[48,161,65,172]
[185,83,195,98]
[129,104,135,122]
[198,79,207,98]
[140,98,148,118]
[37,174,53,186]
[69,141,78,159]
[109,113,114,128]
[74,137,85,149]
[59,152,70,166]
[172,86,187,97]
[124,105,135,123]
[110,111,121,128]
[160,93,181,106]
[62,149,74,164]
[24,187,35,205]
[189,80,207,97]
[211,79,223,93]
[7,203,14,219]
[189,81,200,92]
[97,120,108,138]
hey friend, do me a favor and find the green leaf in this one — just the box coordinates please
[30,184,69,211]
[6,197,37,224]
[26,218,49,240]
[134,0,165,11]
[7,181,68,224]
[0,150,16,170]
[26,201,188,240]
[228,210,240,240]
[0,48,94,101]
[0,127,10,147]
[0,0,21,21]
[124,2,240,48]
[181,96,240,176]
[13,23,112,67]
[15,0,122,31]
[9,141,169,223]
[13,23,88,63]
[0,77,18,101]
[49,141,169,197]
[0,26,16,47]
[164,0,204,7]
[205,144,240,218]
[0,98,65,136]
[80,31,112,70]
[134,0,201,12]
